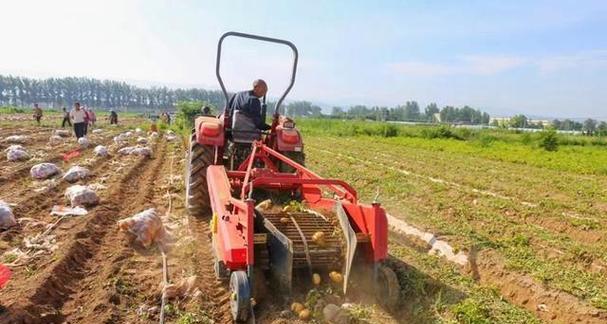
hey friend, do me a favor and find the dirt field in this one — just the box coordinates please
[2,116,606,323]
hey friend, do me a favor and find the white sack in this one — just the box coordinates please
[0,201,17,229]
[62,165,90,183]
[6,147,29,161]
[78,137,89,148]
[54,129,71,137]
[49,135,63,145]
[117,208,165,248]
[30,163,61,179]
[64,185,99,207]
[93,145,108,157]
[3,135,28,143]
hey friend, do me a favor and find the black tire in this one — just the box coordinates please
[279,151,305,173]
[375,264,400,311]
[185,131,213,217]
[230,271,251,322]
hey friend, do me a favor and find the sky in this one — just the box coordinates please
[0,0,606,118]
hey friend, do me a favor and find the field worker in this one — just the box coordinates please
[61,107,72,127]
[33,103,43,126]
[109,109,118,125]
[88,108,97,127]
[229,79,271,131]
[202,105,211,115]
[165,112,171,125]
[70,102,86,138]
[82,106,91,135]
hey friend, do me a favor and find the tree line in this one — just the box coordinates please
[0,75,225,110]
[283,100,490,124]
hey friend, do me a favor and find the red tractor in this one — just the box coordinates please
[185,32,399,322]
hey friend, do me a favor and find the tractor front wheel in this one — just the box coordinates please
[229,271,251,322]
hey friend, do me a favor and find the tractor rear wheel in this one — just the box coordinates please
[229,271,251,322]
[185,131,213,217]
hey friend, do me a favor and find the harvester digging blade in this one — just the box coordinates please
[336,202,357,294]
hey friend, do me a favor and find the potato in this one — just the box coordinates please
[291,302,305,314]
[312,273,321,285]
[298,308,311,321]
[256,199,272,210]
[311,231,326,247]
[280,217,290,224]
[329,271,343,284]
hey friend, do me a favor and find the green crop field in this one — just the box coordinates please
[299,118,607,323]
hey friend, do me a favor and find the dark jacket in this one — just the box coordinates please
[229,90,265,129]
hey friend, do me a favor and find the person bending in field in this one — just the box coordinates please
[32,103,43,126]
[228,79,271,131]
[61,107,72,127]
[70,102,86,138]
[109,109,119,125]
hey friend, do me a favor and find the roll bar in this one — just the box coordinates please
[215,31,299,115]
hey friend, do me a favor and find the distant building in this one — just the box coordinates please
[433,113,441,123]
[528,119,552,127]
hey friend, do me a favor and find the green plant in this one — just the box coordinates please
[451,298,492,324]
[3,253,17,263]
[539,129,559,151]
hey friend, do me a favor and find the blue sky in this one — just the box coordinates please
[1,0,606,118]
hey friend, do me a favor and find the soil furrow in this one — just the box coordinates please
[0,143,157,323]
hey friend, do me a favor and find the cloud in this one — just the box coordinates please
[536,50,607,72]
[388,50,607,77]
[388,55,527,77]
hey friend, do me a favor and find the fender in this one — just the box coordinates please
[195,116,225,147]
[275,125,303,152]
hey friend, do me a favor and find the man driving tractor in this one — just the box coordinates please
[229,79,271,131]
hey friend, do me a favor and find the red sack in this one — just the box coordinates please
[63,149,81,162]
[0,264,11,289]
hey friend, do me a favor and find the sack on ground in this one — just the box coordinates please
[93,145,108,157]
[131,147,152,156]
[117,208,166,248]
[78,137,89,148]
[0,201,17,229]
[30,163,61,179]
[137,137,148,144]
[118,146,152,156]
[63,166,90,183]
[4,145,25,152]
[6,147,29,161]
[49,135,63,145]
[65,185,99,207]
[54,129,71,137]
[92,129,102,134]
[3,135,28,143]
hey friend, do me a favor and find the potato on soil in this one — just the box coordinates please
[291,302,305,314]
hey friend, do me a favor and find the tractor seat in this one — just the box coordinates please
[231,110,261,144]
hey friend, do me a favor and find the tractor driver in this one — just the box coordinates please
[229,79,271,131]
